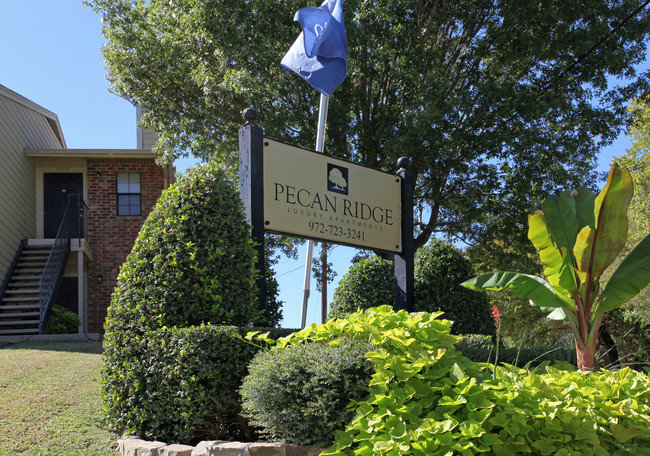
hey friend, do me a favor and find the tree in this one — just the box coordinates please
[463,165,650,371]
[87,0,650,252]
[606,97,650,367]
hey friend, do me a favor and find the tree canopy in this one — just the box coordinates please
[88,0,650,250]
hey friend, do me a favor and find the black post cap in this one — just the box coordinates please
[397,157,410,169]
[243,107,258,123]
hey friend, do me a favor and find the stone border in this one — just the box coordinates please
[115,436,324,456]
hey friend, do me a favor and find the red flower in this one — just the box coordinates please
[491,305,502,328]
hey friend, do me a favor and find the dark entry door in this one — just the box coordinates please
[44,173,83,238]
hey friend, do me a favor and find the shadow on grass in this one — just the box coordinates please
[0,338,103,354]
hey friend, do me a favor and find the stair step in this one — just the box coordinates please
[17,261,46,267]
[0,312,40,319]
[0,328,39,335]
[2,297,40,303]
[4,288,39,294]
[0,304,40,311]
[10,276,42,282]
[0,319,40,326]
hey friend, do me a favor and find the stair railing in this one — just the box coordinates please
[38,194,85,333]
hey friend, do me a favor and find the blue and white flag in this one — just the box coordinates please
[281,0,348,97]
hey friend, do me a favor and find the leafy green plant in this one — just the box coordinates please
[240,338,374,446]
[463,165,650,370]
[274,306,650,455]
[46,305,80,334]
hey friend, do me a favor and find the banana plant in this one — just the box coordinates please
[462,164,650,371]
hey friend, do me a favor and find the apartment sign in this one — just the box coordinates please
[263,139,401,252]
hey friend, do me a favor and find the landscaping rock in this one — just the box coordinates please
[283,444,324,456]
[158,443,195,456]
[190,441,226,456]
[206,442,250,455]
[115,438,323,456]
[119,437,167,456]
[249,443,284,456]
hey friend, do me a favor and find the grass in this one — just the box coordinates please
[0,339,118,455]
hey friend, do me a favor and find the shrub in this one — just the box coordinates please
[102,163,286,442]
[415,240,493,335]
[329,256,393,318]
[106,162,271,335]
[331,241,494,335]
[102,325,294,443]
[240,338,374,445]
[46,305,80,334]
[455,334,577,367]
[275,307,650,455]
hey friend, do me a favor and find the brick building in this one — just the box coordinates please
[0,84,173,336]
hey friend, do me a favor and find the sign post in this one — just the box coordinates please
[394,157,415,312]
[238,108,415,317]
[238,107,266,306]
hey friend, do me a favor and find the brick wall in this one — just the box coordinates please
[86,158,168,333]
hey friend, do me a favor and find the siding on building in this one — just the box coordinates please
[0,85,65,284]
[136,104,159,150]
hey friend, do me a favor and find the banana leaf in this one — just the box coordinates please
[461,272,567,309]
[528,211,577,295]
[599,233,650,312]
[573,165,633,283]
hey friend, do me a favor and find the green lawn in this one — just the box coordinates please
[0,339,118,456]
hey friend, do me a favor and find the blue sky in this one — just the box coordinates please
[0,1,639,328]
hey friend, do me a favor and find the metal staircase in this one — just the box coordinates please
[0,194,86,336]
[0,243,53,335]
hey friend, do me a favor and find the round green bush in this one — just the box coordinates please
[329,256,393,318]
[330,241,494,335]
[240,338,374,446]
[414,239,494,335]
[105,162,268,333]
[46,305,80,334]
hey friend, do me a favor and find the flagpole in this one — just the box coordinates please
[300,93,330,329]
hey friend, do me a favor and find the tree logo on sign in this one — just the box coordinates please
[327,163,348,195]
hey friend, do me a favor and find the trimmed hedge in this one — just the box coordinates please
[102,325,294,443]
[106,163,270,335]
[329,256,393,318]
[240,338,374,445]
[414,240,493,335]
[102,163,288,443]
[331,240,494,335]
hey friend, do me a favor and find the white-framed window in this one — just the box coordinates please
[117,171,141,216]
